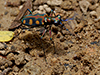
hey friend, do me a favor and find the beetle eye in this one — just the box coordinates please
[58,15,60,18]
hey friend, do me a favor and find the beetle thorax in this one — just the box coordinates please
[44,17,52,23]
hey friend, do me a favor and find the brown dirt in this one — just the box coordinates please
[0,0,100,75]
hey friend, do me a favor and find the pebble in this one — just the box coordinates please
[96,6,100,17]
[0,24,1,28]
[57,32,62,38]
[7,53,15,60]
[60,1,73,10]
[33,6,38,10]
[0,43,5,49]
[94,16,100,22]
[33,10,45,14]
[89,0,98,4]
[51,57,57,63]
[1,66,5,70]
[38,5,44,11]
[47,0,62,6]
[5,63,8,67]
[11,45,16,51]
[0,51,6,55]
[79,0,90,14]
[4,11,9,15]
[90,11,97,18]
[10,8,19,16]
[95,21,100,29]
[43,4,48,8]
[44,7,51,13]
[33,0,47,5]
[62,30,68,35]
[23,61,42,75]
[19,5,23,10]
[13,65,19,72]
[91,40,100,46]
[25,54,32,61]
[21,0,27,2]
[0,70,2,73]
[60,36,65,42]
[89,4,97,11]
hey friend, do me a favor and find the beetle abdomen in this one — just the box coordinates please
[21,16,44,26]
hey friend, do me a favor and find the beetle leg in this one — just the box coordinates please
[49,25,52,40]
[41,29,46,39]
[49,25,56,54]
[50,10,56,17]
[41,25,47,39]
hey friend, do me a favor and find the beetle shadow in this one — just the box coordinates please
[21,32,54,53]
[21,31,67,57]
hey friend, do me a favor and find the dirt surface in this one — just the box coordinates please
[0,0,100,75]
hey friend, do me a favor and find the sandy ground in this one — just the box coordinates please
[0,0,100,75]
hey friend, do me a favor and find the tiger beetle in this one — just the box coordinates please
[20,9,76,63]
[21,9,76,40]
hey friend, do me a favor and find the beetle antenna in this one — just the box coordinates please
[27,9,32,14]
[60,21,73,35]
[20,9,32,20]
[62,13,78,21]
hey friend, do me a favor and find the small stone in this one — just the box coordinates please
[7,53,15,61]
[4,11,9,15]
[38,5,44,11]
[95,22,100,29]
[89,0,98,4]
[99,57,100,60]
[62,30,69,35]
[11,45,16,51]
[60,36,65,42]
[51,57,57,63]
[94,16,100,22]
[79,0,90,14]
[0,68,12,75]
[0,43,5,49]
[25,54,32,61]
[13,65,19,72]
[45,7,51,13]
[60,1,74,10]
[90,11,97,17]
[57,32,62,38]
[47,0,62,6]
[33,6,38,10]
[15,53,26,65]
[33,10,43,14]
[1,66,5,69]
[96,6,100,18]
[0,51,6,55]
[89,4,97,11]
[10,8,19,16]
[29,49,36,57]
[19,5,23,10]
[5,63,8,67]
[64,46,68,50]
[33,0,47,5]
[43,4,48,8]
[21,0,27,2]
[0,70,2,73]
[0,24,1,28]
